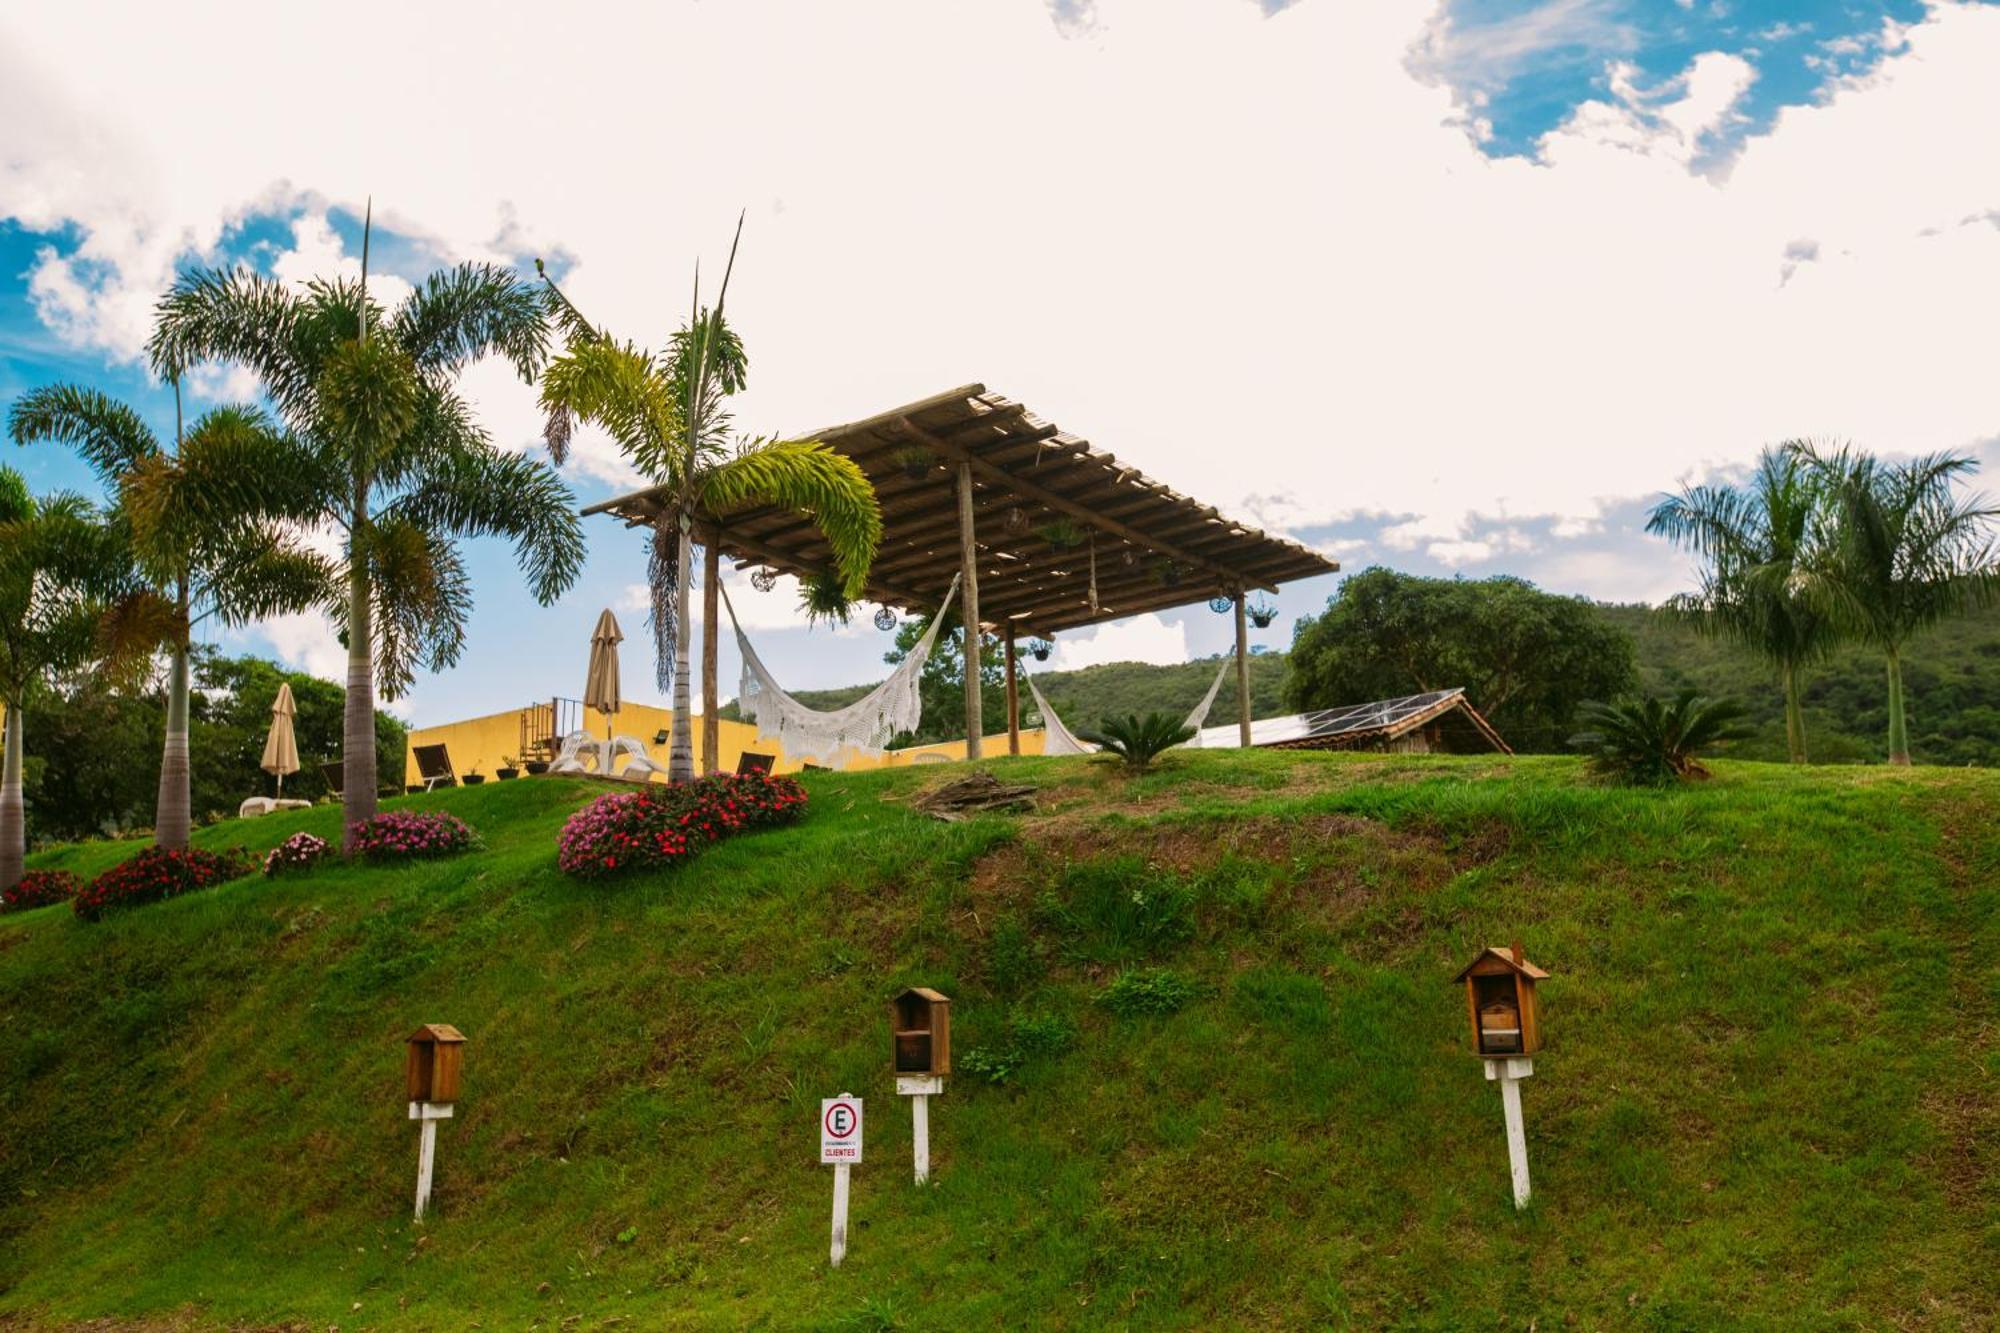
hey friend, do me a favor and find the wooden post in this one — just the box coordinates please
[408,1100,454,1220]
[1484,1057,1534,1209]
[957,463,983,761]
[898,1073,944,1184]
[702,523,721,775]
[1234,590,1252,748]
[1004,625,1020,756]
[830,1161,851,1267]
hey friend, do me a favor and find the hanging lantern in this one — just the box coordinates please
[750,567,778,593]
[1005,506,1028,533]
[873,605,898,632]
[1208,595,1233,615]
[1121,546,1139,569]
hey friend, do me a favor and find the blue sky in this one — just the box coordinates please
[3,0,1996,727]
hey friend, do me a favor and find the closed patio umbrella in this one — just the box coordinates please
[584,609,622,740]
[261,683,300,798]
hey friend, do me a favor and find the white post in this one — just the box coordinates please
[896,1074,944,1186]
[830,1163,851,1268]
[1483,1057,1534,1209]
[409,1100,454,1220]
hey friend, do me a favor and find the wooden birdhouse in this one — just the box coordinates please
[890,988,951,1078]
[405,1023,466,1103]
[1453,944,1547,1058]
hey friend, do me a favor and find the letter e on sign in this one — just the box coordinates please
[820,1096,863,1164]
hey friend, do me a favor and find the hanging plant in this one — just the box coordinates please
[1152,558,1183,588]
[1120,546,1139,568]
[1208,595,1233,615]
[1038,518,1086,552]
[892,445,932,481]
[750,567,779,593]
[1005,506,1029,533]
[873,605,898,632]
[798,572,855,627]
[1247,599,1278,629]
[1028,638,1054,662]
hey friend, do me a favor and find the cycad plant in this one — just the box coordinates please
[1570,691,1747,785]
[10,384,331,849]
[1647,447,1838,763]
[0,467,136,891]
[1793,443,1997,765]
[1075,711,1196,770]
[148,218,586,846]
[537,220,881,782]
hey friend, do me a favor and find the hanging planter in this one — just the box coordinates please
[1037,518,1086,553]
[1208,595,1233,615]
[798,571,855,627]
[892,445,932,481]
[1028,638,1054,662]
[1152,558,1183,588]
[750,567,779,593]
[1121,546,1139,569]
[873,605,898,632]
[1247,599,1279,629]
[1005,505,1029,533]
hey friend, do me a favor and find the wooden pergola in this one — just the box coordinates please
[583,384,1340,765]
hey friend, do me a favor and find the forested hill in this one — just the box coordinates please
[763,602,2000,764]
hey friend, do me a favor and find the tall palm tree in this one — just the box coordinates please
[1648,446,1839,763]
[1793,443,1998,765]
[537,224,881,782]
[0,466,136,892]
[10,383,332,849]
[148,224,586,846]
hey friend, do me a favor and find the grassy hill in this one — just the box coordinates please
[1,753,1994,1328]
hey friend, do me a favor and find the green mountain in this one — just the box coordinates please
[1,753,1992,1326]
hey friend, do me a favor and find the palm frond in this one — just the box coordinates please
[148,267,313,415]
[7,384,162,488]
[539,338,679,481]
[344,516,473,701]
[701,439,883,597]
[391,262,549,382]
[388,446,586,605]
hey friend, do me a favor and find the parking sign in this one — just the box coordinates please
[820,1096,863,1164]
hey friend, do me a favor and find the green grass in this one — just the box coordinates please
[0,752,1994,1329]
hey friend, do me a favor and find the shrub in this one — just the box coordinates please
[959,1011,1078,1085]
[347,810,480,862]
[1571,690,1748,785]
[1035,854,1196,963]
[263,832,333,877]
[74,847,255,921]
[1074,710,1197,770]
[1095,967,1204,1017]
[3,868,82,913]
[558,771,808,879]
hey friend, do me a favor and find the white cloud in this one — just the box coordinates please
[1049,612,1189,671]
[250,609,347,681]
[0,0,1997,622]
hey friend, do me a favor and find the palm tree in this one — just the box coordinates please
[537,223,881,782]
[0,466,136,892]
[1570,690,1748,785]
[10,384,332,849]
[1074,711,1197,770]
[1793,443,1998,765]
[1647,447,1839,763]
[148,222,586,847]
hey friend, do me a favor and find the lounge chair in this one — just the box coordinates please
[412,743,458,791]
[912,752,950,765]
[320,760,345,798]
[552,731,610,775]
[736,751,775,776]
[609,735,669,781]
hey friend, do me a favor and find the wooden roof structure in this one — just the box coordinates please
[583,384,1339,637]
[1208,688,1512,755]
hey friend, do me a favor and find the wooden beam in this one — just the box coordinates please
[1234,590,1252,748]
[702,523,720,775]
[958,462,983,761]
[1004,625,1020,756]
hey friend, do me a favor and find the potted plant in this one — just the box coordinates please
[497,755,521,781]
[1028,638,1054,662]
[1038,518,1085,553]
[892,445,932,481]
[525,758,551,775]
[1247,599,1278,629]
[799,571,855,628]
[462,766,487,786]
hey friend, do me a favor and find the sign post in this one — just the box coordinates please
[409,1100,454,1219]
[1484,1057,1534,1209]
[820,1094,863,1267]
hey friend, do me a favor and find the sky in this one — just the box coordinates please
[2,0,1996,727]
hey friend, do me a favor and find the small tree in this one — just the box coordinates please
[1570,691,1747,785]
[1075,712,1195,770]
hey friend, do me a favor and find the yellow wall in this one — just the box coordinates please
[403,702,1046,787]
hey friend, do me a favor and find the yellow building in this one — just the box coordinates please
[403,699,1046,787]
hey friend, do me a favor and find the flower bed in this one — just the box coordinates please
[348,810,479,862]
[558,771,808,879]
[263,831,333,877]
[73,847,256,921]
[3,868,83,913]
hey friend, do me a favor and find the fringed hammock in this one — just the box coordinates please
[726,575,962,768]
[1026,655,1234,756]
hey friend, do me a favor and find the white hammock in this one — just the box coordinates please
[727,575,960,768]
[1025,655,1234,755]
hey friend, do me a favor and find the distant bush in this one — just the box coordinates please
[959,1011,1078,1085]
[263,832,332,877]
[73,847,256,921]
[557,772,808,880]
[1074,710,1196,769]
[1095,967,1204,1017]
[1571,690,1748,785]
[348,810,480,862]
[3,868,82,913]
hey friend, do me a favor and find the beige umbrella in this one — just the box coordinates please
[584,609,623,741]
[261,683,300,798]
